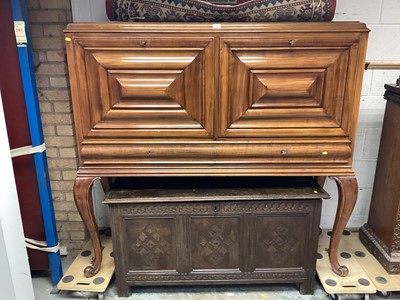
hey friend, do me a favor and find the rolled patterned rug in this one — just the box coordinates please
[106,0,336,22]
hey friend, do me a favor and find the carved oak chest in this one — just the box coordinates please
[104,177,329,296]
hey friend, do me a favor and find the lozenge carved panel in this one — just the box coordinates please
[190,217,240,270]
[255,217,305,269]
[125,218,177,271]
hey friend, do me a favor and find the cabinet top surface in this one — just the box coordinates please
[65,22,369,34]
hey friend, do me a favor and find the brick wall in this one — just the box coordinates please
[27,0,85,256]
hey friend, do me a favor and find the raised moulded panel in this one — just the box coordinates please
[251,70,325,108]
[220,41,352,139]
[110,72,185,109]
[74,38,214,139]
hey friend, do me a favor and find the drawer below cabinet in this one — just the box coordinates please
[80,141,352,166]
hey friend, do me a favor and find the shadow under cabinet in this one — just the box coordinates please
[103,177,329,297]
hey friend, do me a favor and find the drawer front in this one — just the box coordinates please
[81,141,352,166]
[219,35,364,140]
[67,37,215,143]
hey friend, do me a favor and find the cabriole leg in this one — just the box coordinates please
[329,176,358,276]
[73,176,102,277]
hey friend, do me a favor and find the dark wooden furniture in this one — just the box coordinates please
[64,22,369,278]
[104,177,329,296]
[360,81,400,274]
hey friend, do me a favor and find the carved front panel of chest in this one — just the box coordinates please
[125,218,177,271]
[189,217,241,270]
[254,216,305,269]
[110,199,321,280]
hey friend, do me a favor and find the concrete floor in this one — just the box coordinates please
[32,259,400,300]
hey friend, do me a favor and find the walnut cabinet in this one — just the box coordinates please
[64,22,369,279]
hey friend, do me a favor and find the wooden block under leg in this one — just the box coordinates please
[57,235,115,293]
[316,230,376,295]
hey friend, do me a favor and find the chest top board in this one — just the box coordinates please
[64,22,369,278]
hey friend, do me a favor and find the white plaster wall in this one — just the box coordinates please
[71,0,108,22]
[71,0,400,229]
[321,0,400,228]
